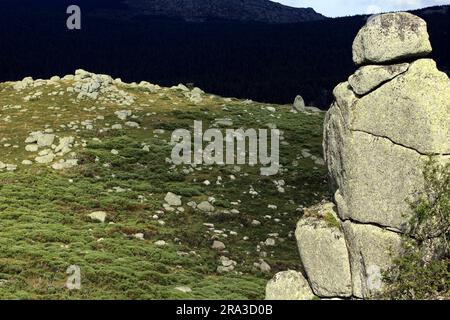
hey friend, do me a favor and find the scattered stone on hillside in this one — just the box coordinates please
[171,84,189,92]
[134,233,145,240]
[266,271,315,300]
[35,152,55,164]
[212,240,226,251]
[25,144,39,152]
[22,160,33,165]
[111,149,119,155]
[164,192,182,207]
[213,118,233,127]
[342,221,402,298]
[138,81,161,93]
[352,12,432,65]
[115,110,132,121]
[54,136,75,154]
[187,201,197,209]
[251,220,261,226]
[264,238,276,246]
[125,121,140,128]
[51,159,78,170]
[25,131,55,147]
[197,201,215,213]
[175,286,192,294]
[295,202,352,298]
[49,76,61,83]
[217,256,237,273]
[12,77,34,91]
[154,240,167,247]
[348,63,409,95]
[111,124,123,130]
[88,211,107,223]
[186,87,204,104]
[293,95,305,112]
[259,260,271,273]
[5,164,17,172]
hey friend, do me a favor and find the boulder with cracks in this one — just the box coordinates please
[267,12,449,300]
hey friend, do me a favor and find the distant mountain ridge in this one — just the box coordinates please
[0,2,448,107]
[120,0,325,23]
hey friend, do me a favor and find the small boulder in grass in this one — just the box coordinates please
[88,211,107,223]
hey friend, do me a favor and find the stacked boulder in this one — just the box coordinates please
[267,12,449,299]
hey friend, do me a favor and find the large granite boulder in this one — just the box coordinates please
[266,12,449,300]
[353,12,432,65]
[325,58,450,231]
[266,271,315,300]
[342,222,402,298]
[295,202,352,297]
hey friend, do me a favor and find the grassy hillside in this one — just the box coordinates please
[0,72,327,299]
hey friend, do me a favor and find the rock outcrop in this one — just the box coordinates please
[295,202,352,298]
[267,12,449,300]
[352,12,432,65]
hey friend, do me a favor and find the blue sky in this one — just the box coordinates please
[272,0,450,17]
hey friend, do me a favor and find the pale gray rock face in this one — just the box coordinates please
[348,63,409,95]
[353,12,432,65]
[342,221,402,299]
[325,59,450,230]
[295,202,352,298]
[266,271,315,300]
[350,59,450,155]
[329,126,427,230]
[268,12,448,300]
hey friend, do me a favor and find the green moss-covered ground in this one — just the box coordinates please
[0,77,327,299]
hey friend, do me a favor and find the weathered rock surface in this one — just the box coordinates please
[266,271,315,300]
[164,192,182,207]
[268,12,448,300]
[348,63,409,95]
[88,211,107,223]
[295,202,352,297]
[197,201,215,213]
[350,59,450,155]
[326,59,450,230]
[342,222,402,298]
[353,12,432,65]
